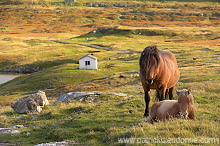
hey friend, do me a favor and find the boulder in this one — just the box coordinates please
[11,91,49,114]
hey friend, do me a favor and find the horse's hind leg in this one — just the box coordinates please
[158,90,168,100]
[168,87,174,100]
[157,86,167,101]
[165,89,169,100]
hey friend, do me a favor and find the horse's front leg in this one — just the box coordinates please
[168,87,174,100]
[144,90,150,117]
[188,108,195,120]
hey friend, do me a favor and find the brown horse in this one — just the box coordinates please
[139,46,180,116]
[148,89,194,123]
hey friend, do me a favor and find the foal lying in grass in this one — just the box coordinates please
[146,89,194,124]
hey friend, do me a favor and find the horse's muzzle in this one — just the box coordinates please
[146,78,154,84]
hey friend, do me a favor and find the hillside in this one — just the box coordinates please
[0,0,219,145]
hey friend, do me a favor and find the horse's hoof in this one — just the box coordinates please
[143,113,149,117]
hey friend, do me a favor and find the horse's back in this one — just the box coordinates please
[156,100,178,119]
[157,100,177,113]
[159,50,180,87]
[160,50,177,62]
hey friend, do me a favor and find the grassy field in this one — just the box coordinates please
[0,0,219,145]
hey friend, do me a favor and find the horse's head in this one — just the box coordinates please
[176,89,193,119]
[140,46,160,84]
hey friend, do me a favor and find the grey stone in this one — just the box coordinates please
[86,96,94,101]
[10,125,26,129]
[0,125,26,134]
[110,92,133,98]
[139,118,152,124]
[1,130,21,134]
[55,91,103,103]
[177,82,184,84]
[35,140,78,146]
[55,91,133,103]
[11,91,49,114]
[94,100,101,103]
[18,114,28,118]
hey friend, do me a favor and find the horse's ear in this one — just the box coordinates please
[176,90,180,96]
[188,89,191,95]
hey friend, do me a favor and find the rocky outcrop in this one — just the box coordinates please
[0,125,27,134]
[55,91,104,103]
[88,27,177,37]
[55,91,133,103]
[11,91,49,114]
[0,66,44,74]
[35,140,78,146]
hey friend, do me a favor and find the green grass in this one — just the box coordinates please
[0,37,219,145]
[0,84,219,145]
[0,33,219,145]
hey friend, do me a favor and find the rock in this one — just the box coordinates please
[110,92,133,98]
[139,118,152,124]
[24,132,31,136]
[0,66,44,74]
[55,91,103,103]
[177,82,184,84]
[18,114,28,118]
[11,91,49,114]
[128,71,139,74]
[0,143,17,146]
[35,140,78,146]
[1,130,21,134]
[55,91,133,103]
[9,125,26,129]
[78,98,85,102]
[94,100,101,103]
[0,125,26,134]
[86,96,95,101]
[193,57,197,60]
[119,74,125,78]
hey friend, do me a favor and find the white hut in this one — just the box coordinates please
[79,54,98,70]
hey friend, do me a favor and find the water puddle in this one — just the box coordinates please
[0,74,21,84]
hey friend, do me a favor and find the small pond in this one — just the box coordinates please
[0,74,21,84]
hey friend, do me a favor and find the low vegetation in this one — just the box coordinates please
[0,0,219,145]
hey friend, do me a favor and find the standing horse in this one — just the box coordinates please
[139,46,180,116]
[148,89,194,123]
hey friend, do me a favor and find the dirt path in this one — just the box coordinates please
[51,40,142,54]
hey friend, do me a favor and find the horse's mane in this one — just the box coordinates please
[139,45,160,69]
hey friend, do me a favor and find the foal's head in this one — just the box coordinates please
[176,89,193,119]
[139,46,160,84]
